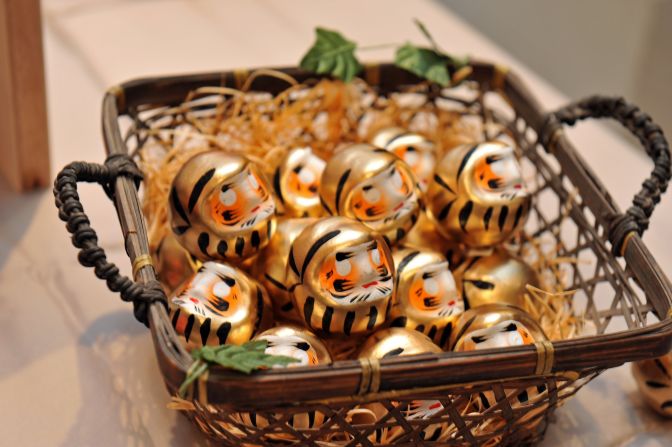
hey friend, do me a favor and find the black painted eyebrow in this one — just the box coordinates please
[422,271,437,279]
[367,241,378,250]
[292,164,304,174]
[362,185,373,191]
[335,251,354,261]
[215,272,236,286]
[220,183,232,192]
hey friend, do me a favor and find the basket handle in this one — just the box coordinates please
[542,95,671,255]
[53,154,167,327]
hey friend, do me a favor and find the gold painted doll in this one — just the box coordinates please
[268,146,326,217]
[235,325,332,439]
[320,143,422,245]
[371,127,437,192]
[169,150,276,262]
[286,216,394,335]
[358,328,449,442]
[169,261,273,349]
[454,248,539,311]
[427,141,531,248]
[389,247,464,346]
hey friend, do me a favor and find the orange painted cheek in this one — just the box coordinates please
[409,280,430,310]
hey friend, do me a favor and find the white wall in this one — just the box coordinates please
[441,0,672,134]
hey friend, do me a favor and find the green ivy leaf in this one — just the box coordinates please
[179,340,300,397]
[300,27,363,82]
[395,43,452,87]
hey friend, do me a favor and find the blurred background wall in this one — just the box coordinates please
[440,0,672,135]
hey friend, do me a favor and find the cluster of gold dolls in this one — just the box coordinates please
[154,125,556,438]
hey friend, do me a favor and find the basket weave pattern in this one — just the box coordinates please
[53,62,672,446]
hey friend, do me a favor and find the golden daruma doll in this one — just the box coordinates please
[286,217,394,335]
[452,304,549,425]
[389,247,464,346]
[427,141,531,248]
[170,261,273,348]
[236,325,332,438]
[169,150,276,262]
[632,353,672,417]
[371,127,437,192]
[358,328,448,442]
[320,144,422,245]
[454,248,539,311]
[268,146,326,217]
[254,218,316,323]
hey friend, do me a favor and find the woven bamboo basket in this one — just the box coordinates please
[54,61,672,446]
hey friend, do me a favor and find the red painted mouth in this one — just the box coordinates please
[393,202,404,211]
[514,184,522,190]
[429,402,442,410]
[250,205,260,212]
[363,281,378,289]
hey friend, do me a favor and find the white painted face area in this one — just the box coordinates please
[209,168,275,230]
[464,320,533,351]
[260,334,317,368]
[283,147,326,206]
[322,241,393,305]
[350,165,419,230]
[171,262,239,319]
[409,261,463,318]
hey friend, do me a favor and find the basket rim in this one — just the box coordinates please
[100,61,672,406]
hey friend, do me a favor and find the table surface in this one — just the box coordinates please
[1,1,671,445]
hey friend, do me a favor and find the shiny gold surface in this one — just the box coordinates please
[358,328,447,442]
[169,261,273,349]
[454,248,539,310]
[254,218,316,323]
[451,303,546,352]
[169,150,276,262]
[319,143,421,245]
[402,212,466,268]
[286,216,394,335]
[371,127,437,192]
[151,231,200,294]
[632,353,672,417]
[267,146,326,217]
[358,327,442,359]
[253,325,332,366]
[389,247,464,345]
[427,141,531,248]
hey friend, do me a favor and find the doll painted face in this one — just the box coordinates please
[319,240,393,304]
[260,334,320,367]
[460,320,535,351]
[287,217,394,334]
[208,168,275,229]
[473,145,526,201]
[349,163,418,230]
[320,144,422,245]
[170,151,276,261]
[407,260,461,318]
[371,127,436,191]
[170,262,271,347]
[390,248,464,345]
[271,146,327,217]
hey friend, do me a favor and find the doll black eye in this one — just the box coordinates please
[293,164,304,174]
[295,342,310,351]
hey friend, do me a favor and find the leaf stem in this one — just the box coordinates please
[358,43,399,51]
[178,360,209,398]
[413,18,442,53]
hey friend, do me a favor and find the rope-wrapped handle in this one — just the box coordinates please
[542,95,671,255]
[53,154,167,327]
